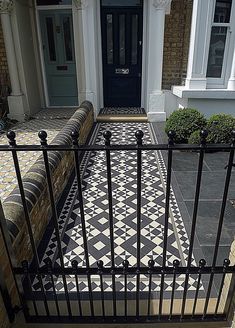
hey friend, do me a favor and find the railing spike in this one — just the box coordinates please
[71,130,79,145]
[135,130,144,145]
[223,258,230,267]
[38,130,48,145]
[122,260,129,270]
[200,130,208,146]
[231,130,235,145]
[173,259,180,268]
[7,130,16,146]
[148,259,155,269]
[97,260,104,269]
[167,130,175,146]
[199,259,206,268]
[103,130,112,146]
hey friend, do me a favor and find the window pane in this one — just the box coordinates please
[214,0,232,23]
[119,15,125,65]
[37,0,72,5]
[107,14,113,64]
[207,26,227,78]
[46,17,56,61]
[131,15,138,65]
[63,17,73,61]
[102,0,142,6]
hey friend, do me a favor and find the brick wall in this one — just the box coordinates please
[0,20,10,87]
[162,0,193,90]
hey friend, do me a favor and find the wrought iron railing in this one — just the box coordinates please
[0,129,235,325]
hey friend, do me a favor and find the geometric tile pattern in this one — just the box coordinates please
[33,122,203,296]
[148,125,197,267]
[32,108,77,120]
[0,112,73,201]
[100,107,146,115]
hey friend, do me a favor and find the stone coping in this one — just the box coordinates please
[2,101,94,242]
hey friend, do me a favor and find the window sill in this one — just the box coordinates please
[172,86,235,99]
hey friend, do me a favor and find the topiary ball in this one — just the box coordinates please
[206,114,235,144]
[165,108,206,143]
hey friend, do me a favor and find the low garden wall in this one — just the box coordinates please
[0,101,94,327]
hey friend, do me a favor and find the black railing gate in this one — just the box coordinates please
[0,129,235,325]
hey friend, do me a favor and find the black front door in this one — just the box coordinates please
[101,2,143,107]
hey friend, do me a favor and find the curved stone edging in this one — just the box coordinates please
[3,101,94,253]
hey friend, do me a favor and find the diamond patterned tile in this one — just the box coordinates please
[33,122,204,297]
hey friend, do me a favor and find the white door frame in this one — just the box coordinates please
[97,0,148,110]
[34,2,80,108]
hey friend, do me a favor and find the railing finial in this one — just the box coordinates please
[38,130,48,145]
[103,130,112,146]
[173,259,180,268]
[200,130,208,146]
[21,260,29,273]
[135,130,144,145]
[71,260,78,269]
[122,260,129,270]
[167,130,175,146]
[148,259,155,269]
[223,259,230,267]
[71,130,79,145]
[231,130,235,145]
[45,258,52,273]
[199,259,206,268]
[7,130,16,146]
[97,260,104,269]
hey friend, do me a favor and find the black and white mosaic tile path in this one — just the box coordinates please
[100,107,146,115]
[34,122,203,296]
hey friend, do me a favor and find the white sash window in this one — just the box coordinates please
[207,0,234,87]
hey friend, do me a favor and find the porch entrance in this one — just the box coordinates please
[101,0,143,107]
[39,10,78,106]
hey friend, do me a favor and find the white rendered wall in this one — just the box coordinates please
[12,0,41,118]
[188,99,235,117]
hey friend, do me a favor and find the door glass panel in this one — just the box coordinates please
[131,15,138,65]
[107,14,113,64]
[63,16,73,61]
[46,17,56,61]
[207,26,227,78]
[119,15,125,65]
[37,0,72,5]
[102,0,142,6]
[214,0,232,23]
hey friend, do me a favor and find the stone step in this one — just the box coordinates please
[96,114,148,123]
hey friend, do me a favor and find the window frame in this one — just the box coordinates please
[206,0,235,88]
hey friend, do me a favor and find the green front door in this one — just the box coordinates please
[39,10,78,106]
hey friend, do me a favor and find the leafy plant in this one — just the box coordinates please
[188,130,201,144]
[206,114,235,144]
[165,108,206,143]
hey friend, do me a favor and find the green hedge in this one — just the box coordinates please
[188,114,235,144]
[165,108,206,143]
[166,109,235,144]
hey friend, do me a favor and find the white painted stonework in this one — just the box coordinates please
[73,0,88,10]
[171,0,235,117]
[146,0,172,122]
[0,0,13,13]
[0,0,29,121]
[228,49,235,90]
